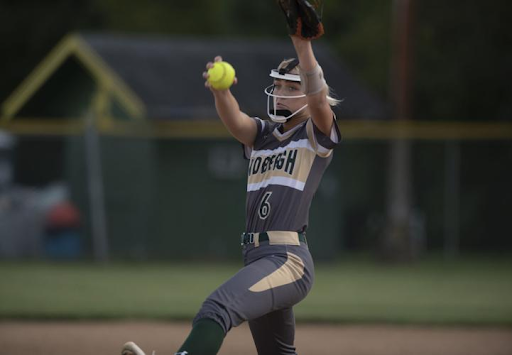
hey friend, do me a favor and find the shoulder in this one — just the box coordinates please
[243,118,279,159]
[305,116,342,157]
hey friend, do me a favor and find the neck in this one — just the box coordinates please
[283,114,308,132]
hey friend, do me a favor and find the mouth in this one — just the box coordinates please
[270,109,293,118]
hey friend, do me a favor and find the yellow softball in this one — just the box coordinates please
[207,61,236,90]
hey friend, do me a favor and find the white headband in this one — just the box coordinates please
[269,69,301,82]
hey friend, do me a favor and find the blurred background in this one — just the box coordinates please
[1,4,512,352]
[1,0,511,262]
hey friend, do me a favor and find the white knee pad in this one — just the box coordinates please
[299,63,328,96]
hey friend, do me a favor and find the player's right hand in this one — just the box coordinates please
[203,56,238,91]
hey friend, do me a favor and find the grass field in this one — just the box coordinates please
[1,254,512,325]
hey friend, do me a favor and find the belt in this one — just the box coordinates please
[241,232,307,246]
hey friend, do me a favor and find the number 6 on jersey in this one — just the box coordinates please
[258,192,273,220]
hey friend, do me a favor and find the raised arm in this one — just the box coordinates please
[277,0,335,136]
[291,36,334,137]
[204,57,257,147]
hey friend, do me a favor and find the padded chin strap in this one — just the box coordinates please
[268,104,308,123]
[273,109,293,118]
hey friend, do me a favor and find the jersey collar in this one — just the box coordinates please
[272,119,308,142]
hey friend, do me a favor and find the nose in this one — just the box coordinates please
[275,97,287,107]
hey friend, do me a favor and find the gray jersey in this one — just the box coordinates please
[243,117,341,233]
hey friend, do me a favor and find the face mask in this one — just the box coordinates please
[264,63,307,123]
[264,83,308,123]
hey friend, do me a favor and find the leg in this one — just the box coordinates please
[178,245,314,354]
[249,307,297,355]
[175,257,284,355]
[194,247,313,333]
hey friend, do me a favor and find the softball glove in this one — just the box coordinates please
[277,0,324,40]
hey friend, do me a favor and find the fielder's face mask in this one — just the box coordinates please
[264,59,308,123]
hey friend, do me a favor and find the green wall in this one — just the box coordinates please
[65,137,344,261]
[12,135,512,260]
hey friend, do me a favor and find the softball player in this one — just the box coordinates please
[122,2,339,354]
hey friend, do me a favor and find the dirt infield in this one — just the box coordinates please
[1,321,511,355]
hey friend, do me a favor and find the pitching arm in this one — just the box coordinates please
[204,57,257,146]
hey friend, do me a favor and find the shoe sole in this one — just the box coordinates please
[122,341,146,355]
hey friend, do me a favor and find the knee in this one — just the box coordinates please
[193,298,233,334]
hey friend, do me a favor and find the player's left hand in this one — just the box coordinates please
[277,0,324,40]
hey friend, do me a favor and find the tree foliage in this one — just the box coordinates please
[0,0,510,121]
[414,0,512,121]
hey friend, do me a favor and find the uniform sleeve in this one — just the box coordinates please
[243,117,268,160]
[305,116,341,158]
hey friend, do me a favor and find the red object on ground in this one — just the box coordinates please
[47,201,81,229]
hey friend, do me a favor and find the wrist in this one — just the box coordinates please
[291,35,312,48]
[212,88,231,98]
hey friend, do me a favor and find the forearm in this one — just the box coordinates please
[213,90,256,146]
[291,36,333,133]
[291,37,328,100]
[291,37,317,71]
[214,90,241,126]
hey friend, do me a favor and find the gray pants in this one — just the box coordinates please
[194,241,314,355]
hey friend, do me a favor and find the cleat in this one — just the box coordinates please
[122,342,154,355]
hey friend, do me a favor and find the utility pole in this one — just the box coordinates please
[84,91,109,262]
[382,0,417,261]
